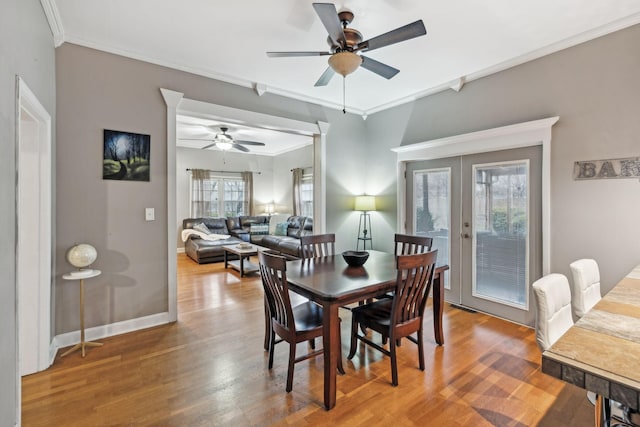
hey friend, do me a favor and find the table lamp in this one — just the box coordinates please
[264,203,275,216]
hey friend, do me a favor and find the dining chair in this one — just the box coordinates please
[375,234,434,312]
[300,233,335,259]
[394,233,433,256]
[531,273,574,352]
[300,233,349,315]
[568,260,636,422]
[568,259,604,406]
[569,258,602,320]
[532,273,634,426]
[258,251,344,393]
[347,250,438,386]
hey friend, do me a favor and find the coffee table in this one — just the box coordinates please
[223,244,259,277]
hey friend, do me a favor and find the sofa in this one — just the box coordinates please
[259,216,313,260]
[226,215,270,243]
[182,217,245,264]
[182,215,313,264]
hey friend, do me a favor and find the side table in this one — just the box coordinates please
[61,269,103,357]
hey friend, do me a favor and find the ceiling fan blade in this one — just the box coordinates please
[267,51,331,57]
[201,143,217,150]
[234,140,266,146]
[232,143,250,153]
[179,138,214,141]
[360,56,400,79]
[312,3,347,48]
[356,20,426,53]
[314,66,336,87]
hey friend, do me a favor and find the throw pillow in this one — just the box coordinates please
[250,223,269,235]
[192,222,211,235]
[275,222,288,236]
[268,213,290,234]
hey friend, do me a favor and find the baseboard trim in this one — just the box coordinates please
[177,247,185,254]
[450,303,478,313]
[53,312,173,353]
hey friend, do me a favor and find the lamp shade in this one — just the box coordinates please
[328,51,362,77]
[354,195,376,212]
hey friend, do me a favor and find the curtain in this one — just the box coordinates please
[292,168,303,216]
[241,171,253,215]
[191,168,211,217]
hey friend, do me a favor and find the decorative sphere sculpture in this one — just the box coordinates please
[67,243,97,269]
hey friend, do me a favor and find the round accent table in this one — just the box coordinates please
[61,269,103,358]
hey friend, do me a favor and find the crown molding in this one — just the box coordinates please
[391,116,559,158]
[62,11,640,117]
[62,35,366,116]
[362,12,640,117]
[40,0,64,47]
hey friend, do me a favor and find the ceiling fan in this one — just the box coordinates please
[180,127,266,152]
[267,2,427,87]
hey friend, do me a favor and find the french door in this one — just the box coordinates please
[406,146,542,325]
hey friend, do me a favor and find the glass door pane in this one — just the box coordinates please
[472,161,529,308]
[413,168,451,289]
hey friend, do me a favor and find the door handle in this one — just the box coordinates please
[461,233,470,239]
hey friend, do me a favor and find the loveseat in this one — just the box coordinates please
[182,215,313,264]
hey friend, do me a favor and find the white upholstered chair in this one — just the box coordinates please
[535,270,630,423]
[569,260,609,409]
[531,273,574,352]
[569,258,602,320]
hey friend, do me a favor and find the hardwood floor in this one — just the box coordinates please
[22,254,593,426]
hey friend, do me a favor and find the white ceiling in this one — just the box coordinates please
[176,114,312,156]
[49,0,640,117]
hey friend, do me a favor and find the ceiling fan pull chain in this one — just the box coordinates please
[342,77,346,114]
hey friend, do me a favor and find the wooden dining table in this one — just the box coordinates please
[285,250,449,410]
[542,264,640,426]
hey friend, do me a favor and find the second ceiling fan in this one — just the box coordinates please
[180,127,266,152]
[267,2,427,87]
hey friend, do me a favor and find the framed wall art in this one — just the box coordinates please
[103,129,151,181]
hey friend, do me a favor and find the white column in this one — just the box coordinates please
[160,88,184,322]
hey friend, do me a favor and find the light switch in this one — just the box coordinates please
[145,208,155,221]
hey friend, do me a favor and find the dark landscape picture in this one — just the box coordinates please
[103,129,151,181]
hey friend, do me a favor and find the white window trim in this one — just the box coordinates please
[188,174,245,218]
[471,159,530,311]
[392,116,558,275]
[412,167,452,290]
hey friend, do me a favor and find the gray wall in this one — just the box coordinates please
[366,23,640,292]
[272,145,313,215]
[0,0,56,423]
[55,43,366,334]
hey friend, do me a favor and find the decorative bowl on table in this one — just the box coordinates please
[342,250,369,267]
[236,243,252,249]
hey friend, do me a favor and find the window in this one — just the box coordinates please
[300,172,313,217]
[190,175,247,217]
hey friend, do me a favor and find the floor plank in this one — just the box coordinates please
[22,254,593,426]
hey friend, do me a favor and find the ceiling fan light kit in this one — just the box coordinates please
[179,126,266,152]
[328,51,362,77]
[266,2,427,113]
